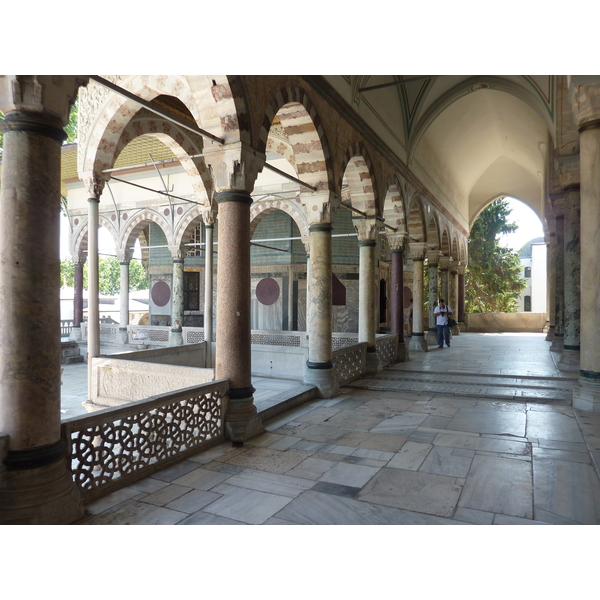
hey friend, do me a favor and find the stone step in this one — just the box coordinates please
[62,355,84,365]
[258,384,318,423]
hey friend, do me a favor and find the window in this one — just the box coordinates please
[186,224,203,257]
[524,295,531,312]
[524,266,531,278]
[183,271,200,310]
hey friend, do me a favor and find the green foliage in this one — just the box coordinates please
[60,256,149,295]
[64,102,78,143]
[466,199,526,313]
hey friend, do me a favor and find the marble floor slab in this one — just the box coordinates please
[526,411,585,444]
[358,467,462,517]
[458,454,533,519]
[446,407,527,437]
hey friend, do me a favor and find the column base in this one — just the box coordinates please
[458,321,466,332]
[224,390,264,444]
[118,326,129,344]
[304,363,340,398]
[69,326,82,342]
[397,341,410,362]
[558,348,580,372]
[545,325,555,342]
[0,451,84,525]
[550,334,564,352]
[573,373,600,413]
[170,328,184,346]
[365,348,381,376]
[409,333,429,352]
[426,328,438,344]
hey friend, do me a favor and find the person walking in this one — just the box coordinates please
[434,298,453,348]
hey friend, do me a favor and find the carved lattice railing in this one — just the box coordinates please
[61,379,229,503]
[375,334,399,367]
[332,342,367,386]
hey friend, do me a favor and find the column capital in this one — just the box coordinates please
[387,233,408,252]
[457,265,466,276]
[81,173,107,199]
[169,246,185,261]
[353,215,379,242]
[438,256,452,271]
[203,141,265,195]
[301,191,339,225]
[426,250,440,266]
[0,75,88,128]
[409,241,428,261]
[116,248,133,263]
[202,207,217,227]
[555,154,580,190]
[549,193,565,218]
[570,79,600,131]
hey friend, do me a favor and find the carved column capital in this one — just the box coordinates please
[426,250,440,266]
[203,141,266,194]
[82,173,107,199]
[570,78,600,131]
[438,256,452,271]
[387,233,408,252]
[0,75,88,128]
[409,241,428,261]
[353,216,379,242]
[555,154,580,190]
[301,191,339,225]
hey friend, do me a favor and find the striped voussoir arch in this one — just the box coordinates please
[341,142,378,214]
[259,88,332,191]
[407,194,426,242]
[120,208,175,255]
[426,214,441,250]
[114,118,212,203]
[382,182,407,235]
[249,199,310,245]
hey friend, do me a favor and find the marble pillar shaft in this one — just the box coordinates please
[307,225,333,365]
[563,188,581,350]
[546,233,556,339]
[73,262,84,327]
[579,126,600,375]
[458,274,465,322]
[412,259,425,335]
[172,259,184,327]
[554,216,565,337]
[390,250,404,342]
[359,241,376,348]
[204,225,214,367]
[0,121,63,449]
[428,264,439,331]
[451,272,459,313]
[87,198,100,362]
[440,269,449,304]
[120,262,130,327]
[215,192,253,390]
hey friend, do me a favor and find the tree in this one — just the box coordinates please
[466,199,526,313]
[60,256,149,295]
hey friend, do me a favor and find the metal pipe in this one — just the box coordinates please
[262,162,317,192]
[109,175,204,206]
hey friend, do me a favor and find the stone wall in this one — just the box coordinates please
[465,312,547,333]
[89,357,215,407]
[104,342,207,367]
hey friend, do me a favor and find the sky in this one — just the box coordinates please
[497,197,545,253]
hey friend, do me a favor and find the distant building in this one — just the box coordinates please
[516,237,547,313]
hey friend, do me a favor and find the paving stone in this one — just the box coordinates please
[492,514,551,525]
[458,455,533,519]
[285,457,337,480]
[275,490,462,525]
[311,481,362,498]
[202,484,293,524]
[165,490,222,513]
[419,445,473,478]
[447,407,526,437]
[84,500,186,525]
[318,461,381,488]
[141,484,192,506]
[336,430,407,453]
[358,467,462,518]
[453,507,494,525]
[216,446,312,474]
[387,441,433,471]
[220,468,315,498]
[171,467,233,490]
[526,411,585,444]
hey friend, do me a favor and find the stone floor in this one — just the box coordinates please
[71,333,600,525]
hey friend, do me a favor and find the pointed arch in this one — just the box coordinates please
[407,194,426,243]
[340,142,378,215]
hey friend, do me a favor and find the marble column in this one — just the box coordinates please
[389,235,409,362]
[457,265,466,331]
[545,224,556,341]
[408,243,428,352]
[86,180,103,401]
[203,220,215,368]
[119,260,130,344]
[70,257,85,341]
[426,251,440,344]
[356,216,381,376]
[571,81,600,411]
[438,256,451,306]
[170,254,184,346]
[550,199,565,352]
[215,190,263,440]
[0,75,87,524]
[557,156,581,371]
[450,265,460,336]
[304,224,339,397]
